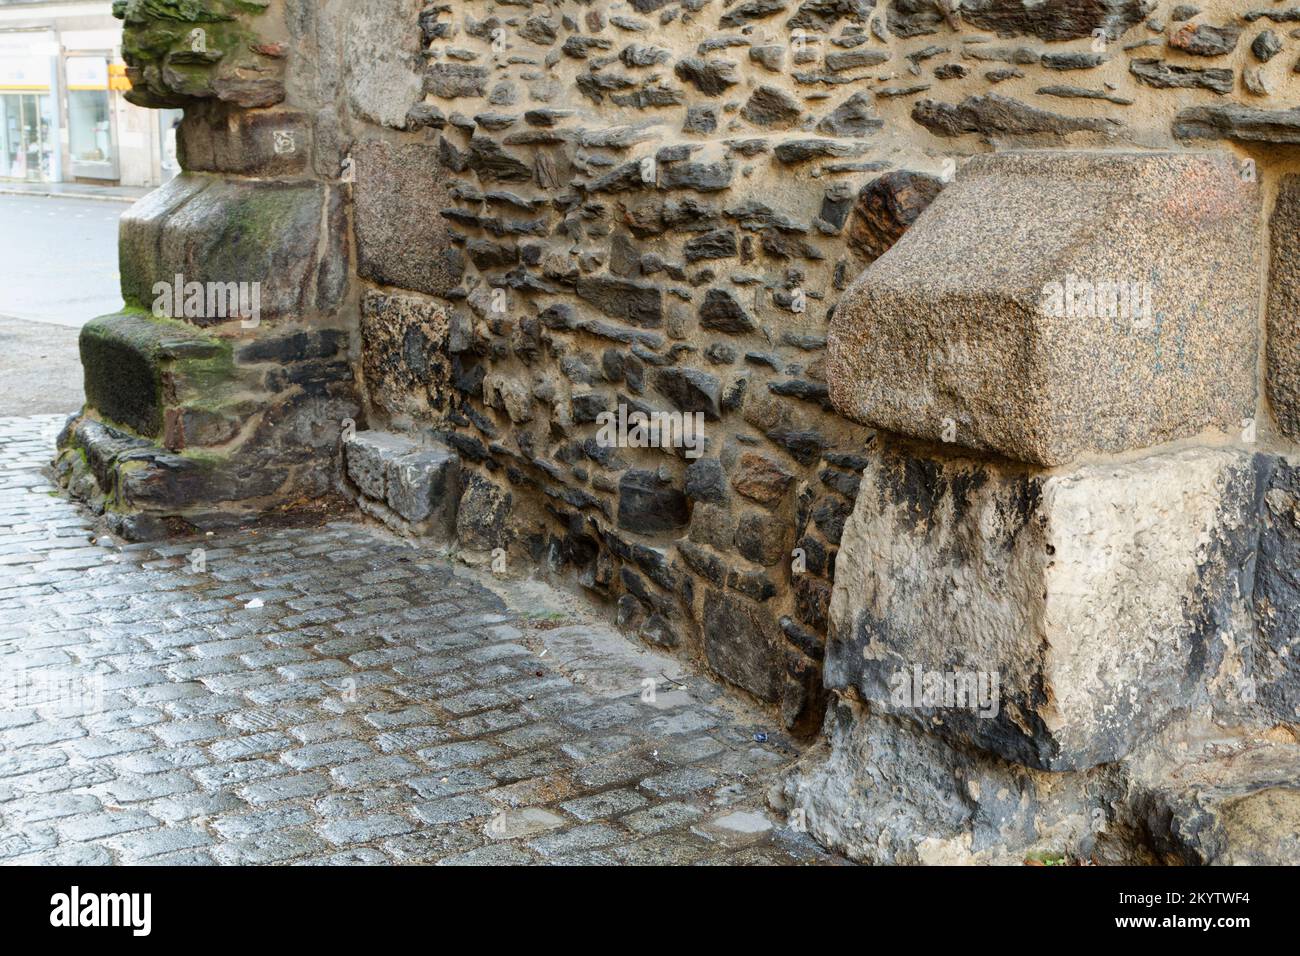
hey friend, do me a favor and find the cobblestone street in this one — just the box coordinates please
[0,416,834,866]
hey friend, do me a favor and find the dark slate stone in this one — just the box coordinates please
[825,49,890,72]
[1129,58,1234,94]
[685,458,728,504]
[1041,51,1109,70]
[788,0,874,31]
[683,229,738,263]
[957,0,1152,41]
[911,92,1122,137]
[735,510,788,565]
[702,589,782,702]
[425,64,489,98]
[773,139,867,163]
[1170,23,1242,56]
[767,428,828,465]
[467,136,532,183]
[847,169,944,263]
[1173,104,1300,144]
[654,367,723,419]
[617,469,690,532]
[740,85,804,129]
[673,57,740,95]
[698,288,757,334]
[720,0,789,27]
[575,276,664,327]
[816,90,884,136]
[1252,30,1283,62]
[571,391,613,423]
[1253,456,1300,722]
[683,105,719,133]
[658,161,734,191]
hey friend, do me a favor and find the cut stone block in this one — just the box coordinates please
[345,431,418,502]
[1267,175,1300,443]
[826,437,1258,771]
[79,309,228,438]
[120,176,343,321]
[828,150,1261,466]
[345,431,460,531]
[386,447,460,526]
[353,142,464,297]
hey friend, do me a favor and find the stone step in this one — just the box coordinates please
[343,430,460,534]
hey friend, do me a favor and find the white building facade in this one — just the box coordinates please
[0,0,179,186]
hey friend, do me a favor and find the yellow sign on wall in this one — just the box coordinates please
[108,62,130,92]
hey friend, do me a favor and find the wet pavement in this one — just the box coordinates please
[0,415,837,865]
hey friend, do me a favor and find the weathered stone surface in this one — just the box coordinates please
[828,150,1260,466]
[1174,104,1300,145]
[731,452,794,505]
[345,0,426,128]
[1251,29,1283,61]
[360,290,452,421]
[120,177,339,321]
[618,470,689,533]
[79,310,226,439]
[387,446,460,527]
[1252,454,1300,721]
[176,106,310,176]
[741,85,804,129]
[957,0,1153,41]
[654,367,723,420]
[346,431,417,502]
[783,700,1095,864]
[1129,58,1234,94]
[826,439,1258,770]
[912,93,1121,139]
[1268,176,1300,443]
[354,142,463,298]
[115,0,286,109]
[1170,23,1242,56]
[702,589,782,702]
[816,91,883,136]
[673,57,739,95]
[699,289,756,333]
[456,473,511,550]
[846,170,944,263]
[575,276,663,328]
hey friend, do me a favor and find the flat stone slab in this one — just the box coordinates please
[826,437,1259,771]
[828,150,1261,466]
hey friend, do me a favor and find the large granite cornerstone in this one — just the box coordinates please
[825,437,1258,771]
[827,150,1261,467]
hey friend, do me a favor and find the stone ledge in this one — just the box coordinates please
[827,149,1261,467]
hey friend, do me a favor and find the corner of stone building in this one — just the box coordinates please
[56,0,363,540]
[64,0,1300,863]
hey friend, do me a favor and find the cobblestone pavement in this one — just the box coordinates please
[0,416,837,865]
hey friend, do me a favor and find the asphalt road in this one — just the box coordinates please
[0,193,129,415]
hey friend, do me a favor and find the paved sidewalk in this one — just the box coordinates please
[0,415,834,865]
[0,181,153,204]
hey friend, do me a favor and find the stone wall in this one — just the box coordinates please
[59,0,1300,862]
